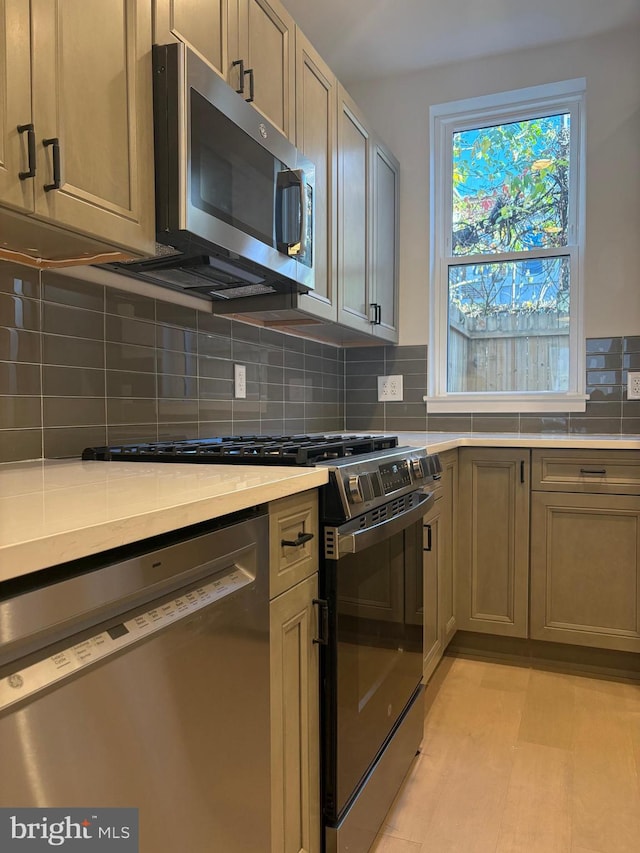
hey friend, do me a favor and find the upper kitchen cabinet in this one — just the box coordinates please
[295,31,338,323]
[370,138,400,341]
[336,85,399,344]
[228,0,295,140]
[154,0,228,79]
[0,0,31,214]
[336,85,371,336]
[155,0,295,139]
[0,0,155,265]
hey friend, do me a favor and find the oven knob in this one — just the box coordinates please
[347,474,363,503]
[411,458,424,479]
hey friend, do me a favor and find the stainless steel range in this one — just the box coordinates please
[83,433,442,852]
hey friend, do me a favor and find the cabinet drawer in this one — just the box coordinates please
[269,490,318,598]
[532,449,640,495]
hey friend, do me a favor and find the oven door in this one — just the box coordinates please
[321,492,432,823]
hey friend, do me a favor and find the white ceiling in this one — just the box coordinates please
[280,0,640,83]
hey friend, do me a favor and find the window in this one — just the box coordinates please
[428,80,586,412]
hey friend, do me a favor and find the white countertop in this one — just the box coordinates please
[0,459,328,582]
[1,432,638,582]
[392,432,640,453]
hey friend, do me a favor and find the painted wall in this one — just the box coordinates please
[347,25,640,345]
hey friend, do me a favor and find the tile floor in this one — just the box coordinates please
[371,655,640,853]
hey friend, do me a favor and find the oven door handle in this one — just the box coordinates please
[329,490,435,558]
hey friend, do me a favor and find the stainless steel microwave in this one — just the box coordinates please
[107,42,314,301]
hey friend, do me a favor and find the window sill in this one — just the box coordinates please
[423,393,588,414]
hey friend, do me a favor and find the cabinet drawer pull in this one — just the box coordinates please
[312,598,329,645]
[43,137,61,191]
[232,58,245,95]
[281,531,314,548]
[423,523,432,552]
[580,468,607,475]
[17,123,36,179]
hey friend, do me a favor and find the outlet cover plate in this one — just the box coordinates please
[628,371,640,399]
[234,364,247,399]
[378,374,403,402]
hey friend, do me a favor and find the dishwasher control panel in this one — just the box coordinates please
[0,567,251,712]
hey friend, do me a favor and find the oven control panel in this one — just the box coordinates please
[378,459,411,493]
[323,447,442,521]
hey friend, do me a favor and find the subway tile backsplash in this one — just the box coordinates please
[0,264,344,462]
[0,261,639,462]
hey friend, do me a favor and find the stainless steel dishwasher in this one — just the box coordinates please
[0,507,271,852]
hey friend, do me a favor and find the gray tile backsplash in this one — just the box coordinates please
[343,339,640,436]
[0,264,345,460]
[0,260,638,462]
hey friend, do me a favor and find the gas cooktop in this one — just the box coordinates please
[82,434,399,467]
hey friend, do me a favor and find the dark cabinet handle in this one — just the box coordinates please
[312,598,329,645]
[281,531,314,548]
[370,303,381,325]
[580,468,607,475]
[520,460,525,484]
[245,67,255,103]
[43,137,61,191]
[232,59,245,95]
[17,123,36,179]
[423,523,432,552]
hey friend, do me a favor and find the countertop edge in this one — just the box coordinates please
[0,466,328,583]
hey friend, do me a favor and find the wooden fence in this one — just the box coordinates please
[448,306,569,392]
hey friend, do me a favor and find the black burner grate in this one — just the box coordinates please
[82,434,399,466]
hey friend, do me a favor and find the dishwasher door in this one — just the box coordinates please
[0,512,271,853]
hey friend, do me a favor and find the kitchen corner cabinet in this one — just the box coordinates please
[268,491,320,853]
[530,449,640,653]
[336,85,399,343]
[1,0,155,263]
[457,448,529,638]
[422,449,458,682]
[156,0,295,140]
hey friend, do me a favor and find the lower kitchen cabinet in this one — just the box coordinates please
[530,449,640,653]
[422,449,458,682]
[457,448,529,638]
[270,573,320,853]
[269,491,320,853]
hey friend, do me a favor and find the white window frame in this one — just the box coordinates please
[426,79,587,413]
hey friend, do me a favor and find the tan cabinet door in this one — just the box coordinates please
[0,0,33,213]
[337,85,371,334]
[531,491,640,653]
[30,0,154,255]
[270,573,320,853]
[295,30,338,322]
[370,140,399,343]
[233,0,295,139]
[154,0,228,79]
[423,498,444,682]
[457,448,530,637]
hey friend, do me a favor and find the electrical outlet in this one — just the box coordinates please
[377,375,403,402]
[234,364,246,399]
[628,372,640,400]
